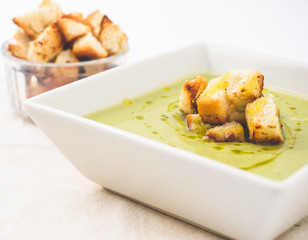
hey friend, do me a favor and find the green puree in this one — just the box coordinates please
[84,74,308,181]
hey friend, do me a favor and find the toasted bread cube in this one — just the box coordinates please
[9,30,31,60]
[55,49,79,63]
[50,49,79,87]
[186,114,203,131]
[246,94,283,144]
[14,30,31,50]
[13,0,62,38]
[226,69,264,112]
[27,24,63,62]
[228,104,246,126]
[51,49,79,87]
[64,12,83,19]
[64,12,90,26]
[8,44,27,59]
[206,121,245,142]
[179,75,208,114]
[197,90,230,125]
[57,18,91,42]
[99,16,128,55]
[72,32,108,60]
[86,10,104,38]
[229,110,246,126]
[196,76,231,125]
[186,114,212,134]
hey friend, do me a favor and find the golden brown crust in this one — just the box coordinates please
[72,32,108,60]
[12,17,33,38]
[226,69,264,112]
[179,69,284,145]
[8,44,28,59]
[63,12,90,26]
[12,0,63,38]
[27,24,63,62]
[57,18,90,42]
[205,121,245,142]
[179,75,208,114]
[86,10,104,38]
[10,2,127,64]
[245,94,284,144]
[99,15,128,55]
[196,76,231,125]
[197,90,230,125]
[195,70,265,125]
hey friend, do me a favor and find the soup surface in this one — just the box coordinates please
[85,74,308,181]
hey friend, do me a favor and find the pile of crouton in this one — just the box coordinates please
[9,0,128,62]
[179,69,284,144]
[7,0,128,99]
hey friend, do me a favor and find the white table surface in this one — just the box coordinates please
[1,0,308,239]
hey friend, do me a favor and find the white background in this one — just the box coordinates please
[0,0,308,73]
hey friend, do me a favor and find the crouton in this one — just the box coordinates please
[57,18,91,42]
[179,75,208,114]
[14,30,31,50]
[55,49,79,63]
[86,10,104,38]
[197,90,230,125]
[13,0,62,38]
[186,114,203,131]
[229,104,246,126]
[64,12,90,26]
[206,121,245,142]
[8,44,27,59]
[186,114,213,136]
[226,69,264,112]
[8,31,31,60]
[245,94,283,144]
[28,24,63,62]
[196,76,231,125]
[72,32,108,60]
[48,49,80,87]
[229,110,246,126]
[99,15,128,55]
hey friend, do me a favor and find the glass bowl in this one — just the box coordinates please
[1,39,128,116]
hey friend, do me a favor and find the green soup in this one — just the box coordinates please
[84,74,308,181]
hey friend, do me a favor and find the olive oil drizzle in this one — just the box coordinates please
[84,74,308,180]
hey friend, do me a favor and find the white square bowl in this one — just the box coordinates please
[25,43,308,240]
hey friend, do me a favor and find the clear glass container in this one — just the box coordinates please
[2,39,128,116]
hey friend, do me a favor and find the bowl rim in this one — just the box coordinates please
[1,38,128,67]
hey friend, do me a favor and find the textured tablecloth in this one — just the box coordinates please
[1,77,308,240]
